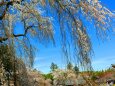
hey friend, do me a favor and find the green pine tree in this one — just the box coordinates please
[50,62,58,71]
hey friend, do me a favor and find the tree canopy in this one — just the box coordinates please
[0,0,114,70]
[50,62,58,71]
[67,62,73,70]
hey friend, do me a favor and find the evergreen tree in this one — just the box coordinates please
[0,44,14,86]
[50,62,58,71]
[74,65,79,74]
[67,62,73,70]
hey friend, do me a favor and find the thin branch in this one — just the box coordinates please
[0,25,34,43]
[0,1,21,20]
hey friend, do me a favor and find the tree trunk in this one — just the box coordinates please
[7,74,10,86]
[13,58,17,86]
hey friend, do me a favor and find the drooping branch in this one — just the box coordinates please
[0,1,22,20]
[0,25,34,43]
[0,37,8,43]
[13,25,34,37]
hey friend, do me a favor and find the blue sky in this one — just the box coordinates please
[33,0,115,73]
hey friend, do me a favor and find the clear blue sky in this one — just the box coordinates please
[33,0,115,73]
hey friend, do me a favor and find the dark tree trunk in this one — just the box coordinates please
[7,74,10,86]
[13,57,17,86]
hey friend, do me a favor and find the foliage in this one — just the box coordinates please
[74,65,79,74]
[0,0,54,67]
[0,0,114,71]
[27,70,52,86]
[0,0,114,85]
[91,74,98,81]
[50,62,58,71]
[67,62,73,70]
[0,44,33,86]
[43,73,53,80]
[52,69,77,85]
[0,44,15,86]
[0,44,14,75]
